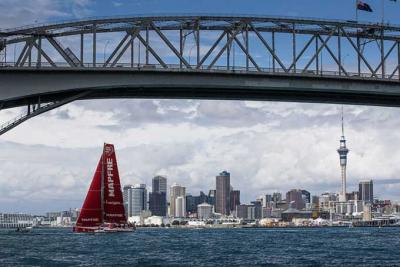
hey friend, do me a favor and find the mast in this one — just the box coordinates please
[101,143,105,223]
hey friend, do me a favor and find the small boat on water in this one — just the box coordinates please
[15,226,32,233]
[73,143,135,233]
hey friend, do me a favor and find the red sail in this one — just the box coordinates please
[102,143,127,224]
[75,157,103,229]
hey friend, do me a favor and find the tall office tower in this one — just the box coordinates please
[216,171,231,215]
[169,183,186,217]
[152,175,167,193]
[359,180,374,202]
[337,107,349,202]
[149,176,168,216]
[123,184,147,217]
[230,190,240,212]
[149,192,167,216]
[286,189,305,210]
[175,196,186,218]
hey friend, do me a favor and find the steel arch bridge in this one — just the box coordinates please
[1,14,400,135]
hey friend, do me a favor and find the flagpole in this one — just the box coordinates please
[382,0,384,25]
[356,0,359,21]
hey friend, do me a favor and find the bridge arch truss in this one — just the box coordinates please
[1,15,400,78]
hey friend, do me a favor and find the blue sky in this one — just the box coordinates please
[46,0,400,25]
[1,0,400,214]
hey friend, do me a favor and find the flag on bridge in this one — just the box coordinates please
[357,0,373,12]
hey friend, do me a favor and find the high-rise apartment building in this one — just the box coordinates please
[215,171,231,215]
[175,196,186,218]
[230,190,240,212]
[170,183,186,217]
[286,189,305,210]
[149,176,167,216]
[152,176,167,194]
[359,180,374,202]
[149,192,167,216]
[123,184,147,217]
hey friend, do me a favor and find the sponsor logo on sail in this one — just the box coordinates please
[106,158,115,197]
[105,145,114,156]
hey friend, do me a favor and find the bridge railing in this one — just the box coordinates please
[0,62,399,81]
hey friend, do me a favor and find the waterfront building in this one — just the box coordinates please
[281,207,312,222]
[319,192,338,212]
[197,202,213,220]
[186,191,208,215]
[262,207,272,218]
[286,189,305,210]
[359,180,374,203]
[236,204,256,220]
[149,192,167,216]
[175,196,186,218]
[337,108,350,202]
[216,171,231,215]
[0,213,33,228]
[170,183,186,217]
[363,203,372,221]
[123,184,147,217]
[230,190,240,212]
[46,212,62,221]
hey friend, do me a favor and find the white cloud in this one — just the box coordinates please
[1,99,400,214]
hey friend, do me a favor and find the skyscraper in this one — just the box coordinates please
[152,176,167,194]
[359,180,374,203]
[123,184,147,217]
[175,196,186,218]
[170,183,186,217]
[286,189,305,210]
[149,176,167,216]
[337,107,349,202]
[230,190,240,212]
[216,171,231,215]
[149,192,167,216]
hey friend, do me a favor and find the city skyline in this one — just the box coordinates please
[1,0,400,214]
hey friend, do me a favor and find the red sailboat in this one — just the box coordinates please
[73,143,134,233]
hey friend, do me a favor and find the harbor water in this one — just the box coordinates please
[0,227,399,266]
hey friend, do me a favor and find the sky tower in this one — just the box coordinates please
[337,107,349,202]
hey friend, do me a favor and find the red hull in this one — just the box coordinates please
[73,226,135,233]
